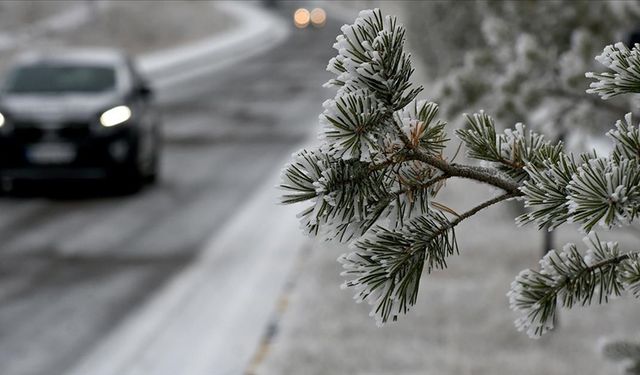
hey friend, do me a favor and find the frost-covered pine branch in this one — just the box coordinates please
[457,111,563,181]
[280,9,640,338]
[587,43,640,99]
[511,42,640,337]
[508,233,640,337]
[280,9,523,325]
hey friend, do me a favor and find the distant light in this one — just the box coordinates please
[100,105,131,127]
[294,8,310,28]
[310,8,326,27]
[0,112,4,127]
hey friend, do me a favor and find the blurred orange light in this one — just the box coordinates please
[294,8,310,28]
[310,8,326,27]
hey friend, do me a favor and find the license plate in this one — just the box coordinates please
[27,143,76,164]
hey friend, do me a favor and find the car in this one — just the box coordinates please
[0,49,161,191]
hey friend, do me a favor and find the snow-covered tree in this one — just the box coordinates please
[403,0,640,143]
[279,9,640,339]
[602,338,640,375]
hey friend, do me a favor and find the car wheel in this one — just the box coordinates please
[114,151,145,194]
[144,161,158,185]
[115,165,143,194]
[144,138,161,184]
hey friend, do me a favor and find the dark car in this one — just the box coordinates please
[0,49,161,191]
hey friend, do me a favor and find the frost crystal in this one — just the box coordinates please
[586,43,640,99]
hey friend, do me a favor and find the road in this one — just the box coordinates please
[0,7,338,375]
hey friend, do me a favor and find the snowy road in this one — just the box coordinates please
[0,6,338,375]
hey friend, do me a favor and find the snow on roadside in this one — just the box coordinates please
[0,1,250,78]
[0,1,108,53]
[139,1,289,90]
[66,148,308,375]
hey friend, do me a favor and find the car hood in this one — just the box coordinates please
[0,92,123,121]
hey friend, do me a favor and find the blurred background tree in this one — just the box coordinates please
[404,0,640,146]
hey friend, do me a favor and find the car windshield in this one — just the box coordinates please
[4,64,116,93]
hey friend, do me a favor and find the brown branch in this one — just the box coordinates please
[408,150,523,195]
[448,191,520,228]
[408,191,518,255]
[368,155,405,172]
[382,109,523,195]
[392,172,450,197]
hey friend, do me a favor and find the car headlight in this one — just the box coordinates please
[100,105,131,127]
[0,112,5,128]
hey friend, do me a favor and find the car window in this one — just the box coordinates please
[4,64,116,93]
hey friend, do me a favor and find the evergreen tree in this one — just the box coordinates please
[404,0,640,143]
[279,9,640,340]
[602,338,640,375]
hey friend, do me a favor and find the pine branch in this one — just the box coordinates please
[339,210,458,326]
[411,191,518,253]
[283,9,640,336]
[456,111,564,181]
[567,157,640,232]
[509,233,640,338]
[609,113,640,164]
[518,154,578,230]
[340,191,516,326]
[448,191,519,228]
[586,42,640,99]
[394,172,450,196]
[383,109,525,194]
[280,148,393,240]
[519,135,640,233]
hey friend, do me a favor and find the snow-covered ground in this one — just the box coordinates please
[257,174,640,375]
[140,1,289,99]
[0,1,234,72]
[67,162,308,375]
[0,1,97,54]
[0,1,77,33]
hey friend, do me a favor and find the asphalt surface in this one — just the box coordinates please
[0,7,339,375]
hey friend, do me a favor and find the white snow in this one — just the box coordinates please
[66,152,308,375]
[138,1,289,91]
[0,2,110,53]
